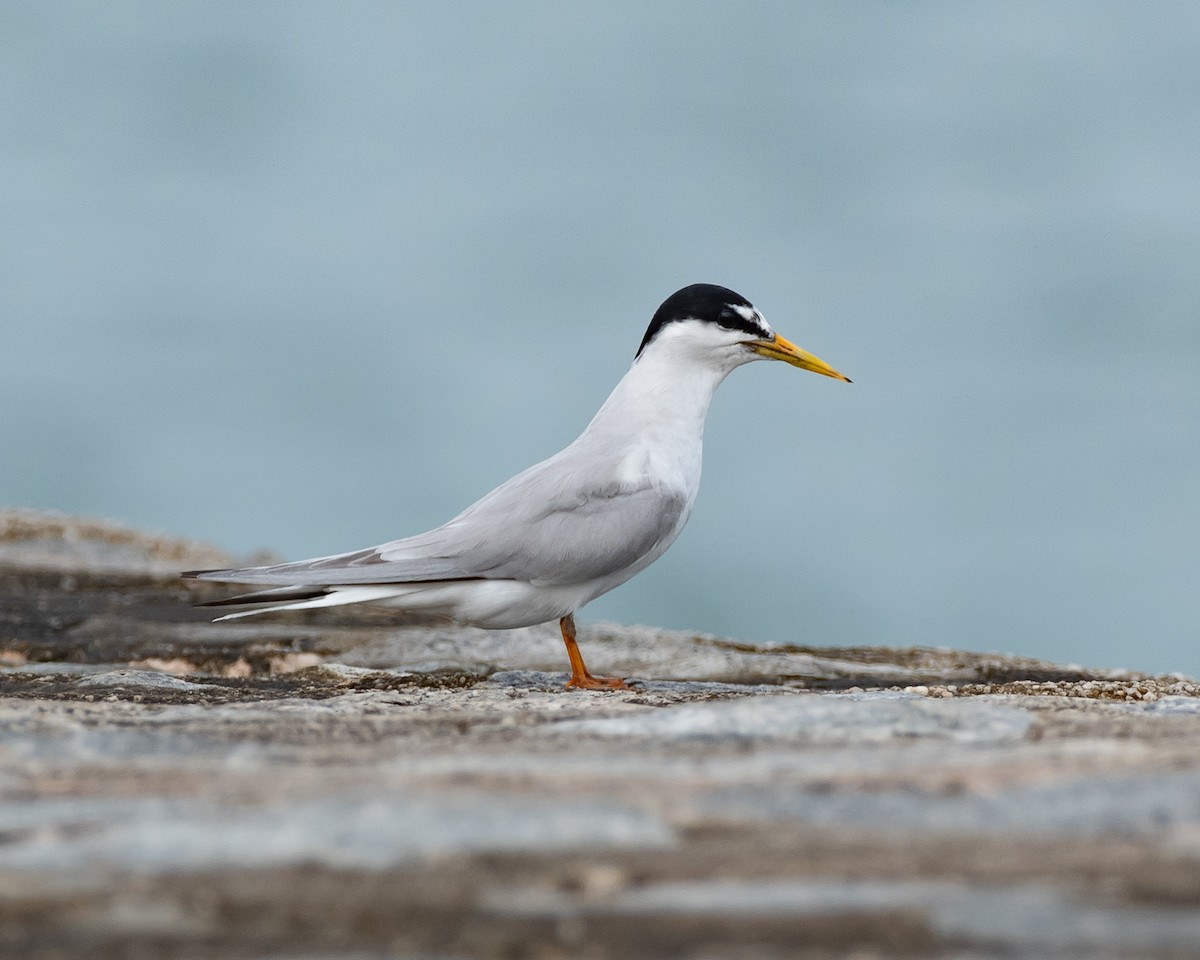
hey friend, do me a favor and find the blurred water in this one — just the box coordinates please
[3,2,1198,674]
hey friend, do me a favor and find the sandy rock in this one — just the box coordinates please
[1,516,1199,959]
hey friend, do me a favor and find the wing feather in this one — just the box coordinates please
[185,448,688,588]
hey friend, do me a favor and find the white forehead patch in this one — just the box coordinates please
[730,303,773,339]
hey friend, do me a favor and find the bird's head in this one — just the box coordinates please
[635,283,850,382]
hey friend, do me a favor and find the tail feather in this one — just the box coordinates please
[198,584,417,622]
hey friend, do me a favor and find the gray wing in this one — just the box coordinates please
[187,450,688,587]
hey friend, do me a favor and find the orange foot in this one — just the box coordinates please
[558,613,629,691]
[565,673,629,691]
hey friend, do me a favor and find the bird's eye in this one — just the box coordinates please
[716,310,738,330]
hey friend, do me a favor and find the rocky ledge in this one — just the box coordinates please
[1,509,1199,959]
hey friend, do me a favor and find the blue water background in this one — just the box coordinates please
[4,3,1198,674]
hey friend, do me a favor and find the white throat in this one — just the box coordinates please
[576,330,755,497]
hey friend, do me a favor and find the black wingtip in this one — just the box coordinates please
[195,594,251,608]
[181,568,239,580]
[195,586,333,608]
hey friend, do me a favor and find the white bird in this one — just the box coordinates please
[184,284,849,689]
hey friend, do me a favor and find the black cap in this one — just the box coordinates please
[635,284,765,358]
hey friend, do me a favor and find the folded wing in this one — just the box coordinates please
[185,453,687,589]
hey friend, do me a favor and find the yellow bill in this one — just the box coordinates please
[749,334,851,382]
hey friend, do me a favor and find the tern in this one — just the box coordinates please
[184,283,849,689]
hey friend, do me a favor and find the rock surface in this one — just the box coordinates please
[1,510,1199,959]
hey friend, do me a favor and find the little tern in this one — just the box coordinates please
[184,283,849,689]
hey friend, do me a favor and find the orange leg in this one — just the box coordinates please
[559,614,627,690]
